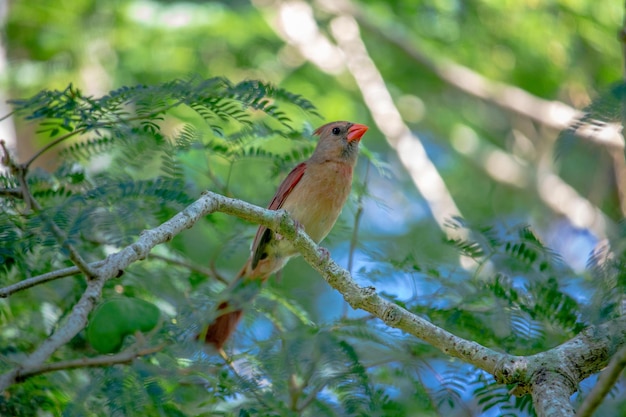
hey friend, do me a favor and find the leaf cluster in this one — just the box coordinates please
[0,77,323,415]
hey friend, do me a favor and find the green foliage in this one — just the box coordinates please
[0,377,65,416]
[474,373,536,417]
[10,77,317,140]
[435,221,586,348]
[0,76,327,415]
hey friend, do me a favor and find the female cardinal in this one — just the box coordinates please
[202,121,368,349]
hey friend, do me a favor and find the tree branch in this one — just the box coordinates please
[201,195,625,417]
[0,276,107,391]
[575,345,626,417]
[0,249,227,300]
[0,251,228,299]
[0,190,497,391]
[22,127,89,170]
[147,253,229,285]
[264,0,618,245]
[0,261,105,298]
[496,316,626,394]
[616,0,626,218]
[270,0,619,243]
[213,192,503,371]
[325,0,621,242]
[0,187,22,198]
[2,189,624,417]
[0,191,225,391]
[16,343,166,381]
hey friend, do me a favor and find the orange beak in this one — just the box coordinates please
[347,123,369,142]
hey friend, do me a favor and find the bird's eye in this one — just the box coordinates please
[332,127,341,135]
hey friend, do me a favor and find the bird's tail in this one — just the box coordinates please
[203,301,243,349]
[201,261,262,349]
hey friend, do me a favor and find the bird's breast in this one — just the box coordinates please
[281,161,353,243]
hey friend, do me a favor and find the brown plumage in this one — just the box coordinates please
[202,121,368,349]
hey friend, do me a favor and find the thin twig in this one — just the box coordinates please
[0,139,13,167]
[14,164,32,212]
[25,190,96,278]
[205,160,233,197]
[0,261,105,298]
[280,333,301,412]
[148,253,228,284]
[21,183,93,276]
[296,381,327,412]
[292,342,321,412]
[609,148,626,217]
[16,343,166,381]
[1,139,96,277]
[413,361,439,413]
[219,349,271,408]
[0,188,22,198]
[288,372,301,411]
[343,160,370,318]
[23,103,186,169]
[425,360,475,416]
[23,127,88,169]
[347,161,370,274]
[0,110,15,124]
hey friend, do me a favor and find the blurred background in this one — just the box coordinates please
[1,0,625,415]
[3,0,622,260]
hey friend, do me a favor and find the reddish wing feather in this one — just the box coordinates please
[205,162,305,346]
[250,162,307,257]
[266,163,308,211]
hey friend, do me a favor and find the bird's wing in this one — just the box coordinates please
[250,162,307,268]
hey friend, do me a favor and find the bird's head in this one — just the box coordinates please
[311,121,368,164]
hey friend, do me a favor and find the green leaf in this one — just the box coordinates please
[87,297,160,354]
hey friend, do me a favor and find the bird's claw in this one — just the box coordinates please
[318,247,330,261]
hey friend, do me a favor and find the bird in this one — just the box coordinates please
[201,121,369,350]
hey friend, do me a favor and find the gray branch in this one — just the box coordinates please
[17,343,166,380]
[0,261,105,298]
[2,190,624,417]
